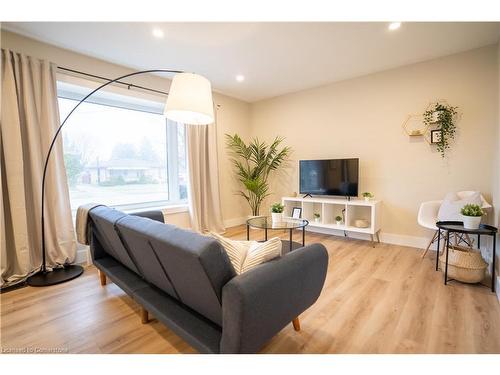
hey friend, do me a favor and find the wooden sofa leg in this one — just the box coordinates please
[98,270,106,286]
[292,317,301,331]
[141,307,149,324]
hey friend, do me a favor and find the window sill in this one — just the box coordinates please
[126,204,189,215]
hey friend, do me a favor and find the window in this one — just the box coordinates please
[58,80,187,212]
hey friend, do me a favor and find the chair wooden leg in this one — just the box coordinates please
[98,270,106,286]
[141,307,149,324]
[422,231,438,259]
[292,317,301,331]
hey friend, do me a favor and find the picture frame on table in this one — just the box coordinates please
[292,207,302,219]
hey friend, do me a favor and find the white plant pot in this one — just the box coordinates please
[314,217,321,223]
[364,197,371,202]
[462,215,481,230]
[271,212,283,223]
[336,220,342,225]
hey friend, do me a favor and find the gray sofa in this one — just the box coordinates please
[88,205,328,353]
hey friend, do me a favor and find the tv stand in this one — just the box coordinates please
[302,193,313,198]
[281,196,382,247]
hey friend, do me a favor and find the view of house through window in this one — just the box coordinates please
[58,85,187,211]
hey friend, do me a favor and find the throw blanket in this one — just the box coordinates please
[75,203,102,245]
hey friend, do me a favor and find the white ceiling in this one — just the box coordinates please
[3,22,500,102]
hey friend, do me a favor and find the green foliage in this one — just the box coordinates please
[271,203,284,213]
[64,153,84,187]
[423,103,458,158]
[226,134,291,216]
[335,216,343,221]
[460,204,483,217]
[362,192,373,198]
[314,213,321,218]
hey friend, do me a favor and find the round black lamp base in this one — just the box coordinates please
[26,265,84,287]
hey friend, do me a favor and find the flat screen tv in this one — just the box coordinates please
[299,158,359,197]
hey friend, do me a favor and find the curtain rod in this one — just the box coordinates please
[57,66,170,96]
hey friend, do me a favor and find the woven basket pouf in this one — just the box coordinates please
[439,245,488,283]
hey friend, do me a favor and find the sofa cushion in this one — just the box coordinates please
[89,206,141,275]
[208,232,282,275]
[116,215,235,326]
[115,215,180,300]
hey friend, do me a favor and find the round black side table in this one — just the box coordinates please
[436,221,497,292]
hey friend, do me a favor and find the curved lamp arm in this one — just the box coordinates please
[40,69,183,272]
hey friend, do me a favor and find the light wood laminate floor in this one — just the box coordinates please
[1,226,499,353]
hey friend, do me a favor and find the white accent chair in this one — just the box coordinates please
[418,191,492,258]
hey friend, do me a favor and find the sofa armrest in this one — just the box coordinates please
[130,210,165,223]
[220,243,328,353]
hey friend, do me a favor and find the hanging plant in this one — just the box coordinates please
[423,102,458,158]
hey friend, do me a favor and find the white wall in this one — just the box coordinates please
[1,30,251,230]
[250,45,499,248]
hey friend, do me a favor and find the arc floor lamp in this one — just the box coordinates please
[27,69,215,287]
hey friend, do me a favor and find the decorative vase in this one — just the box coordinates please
[271,212,282,223]
[462,215,481,230]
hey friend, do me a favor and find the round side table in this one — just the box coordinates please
[246,216,309,254]
[436,220,497,292]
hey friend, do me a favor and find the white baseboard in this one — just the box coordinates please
[305,225,428,250]
[75,247,90,265]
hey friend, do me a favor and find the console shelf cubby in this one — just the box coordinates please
[282,196,382,246]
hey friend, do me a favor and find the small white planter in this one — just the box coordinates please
[462,215,481,230]
[314,217,321,223]
[336,220,342,225]
[364,197,371,202]
[271,212,283,223]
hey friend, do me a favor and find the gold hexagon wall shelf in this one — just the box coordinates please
[402,114,428,137]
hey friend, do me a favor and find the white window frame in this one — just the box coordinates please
[57,75,188,213]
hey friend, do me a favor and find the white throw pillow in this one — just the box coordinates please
[209,232,282,275]
[437,192,482,221]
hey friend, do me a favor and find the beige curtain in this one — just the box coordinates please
[1,49,76,287]
[186,121,225,233]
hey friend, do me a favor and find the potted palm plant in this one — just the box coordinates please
[226,134,291,217]
[313,213,321,223]
[461,204,484,230]
[271,203,284,223]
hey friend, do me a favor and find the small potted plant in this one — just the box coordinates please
[271,202,284,223]
[313,213,321,223]
[335,215,343,225]
[362,192,374,202]
[460,204,484,230]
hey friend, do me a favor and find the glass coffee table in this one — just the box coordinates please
[246,216,309,253]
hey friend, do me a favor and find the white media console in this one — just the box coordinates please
[281,196,382,246]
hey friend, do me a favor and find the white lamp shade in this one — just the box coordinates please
[164,73,214,125]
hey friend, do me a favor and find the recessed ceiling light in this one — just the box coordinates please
[388,22,401,31]
[152,28,164,38]
[236,75,245,82]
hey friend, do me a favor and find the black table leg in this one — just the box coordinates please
[302,226,305,247]
[477,234,480,250]
[265,227,268,241]
[492,234,496,293]
[289,229,293,252]
[436,229,441,271]
[444,231,450,285]
[246,224,249,241]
